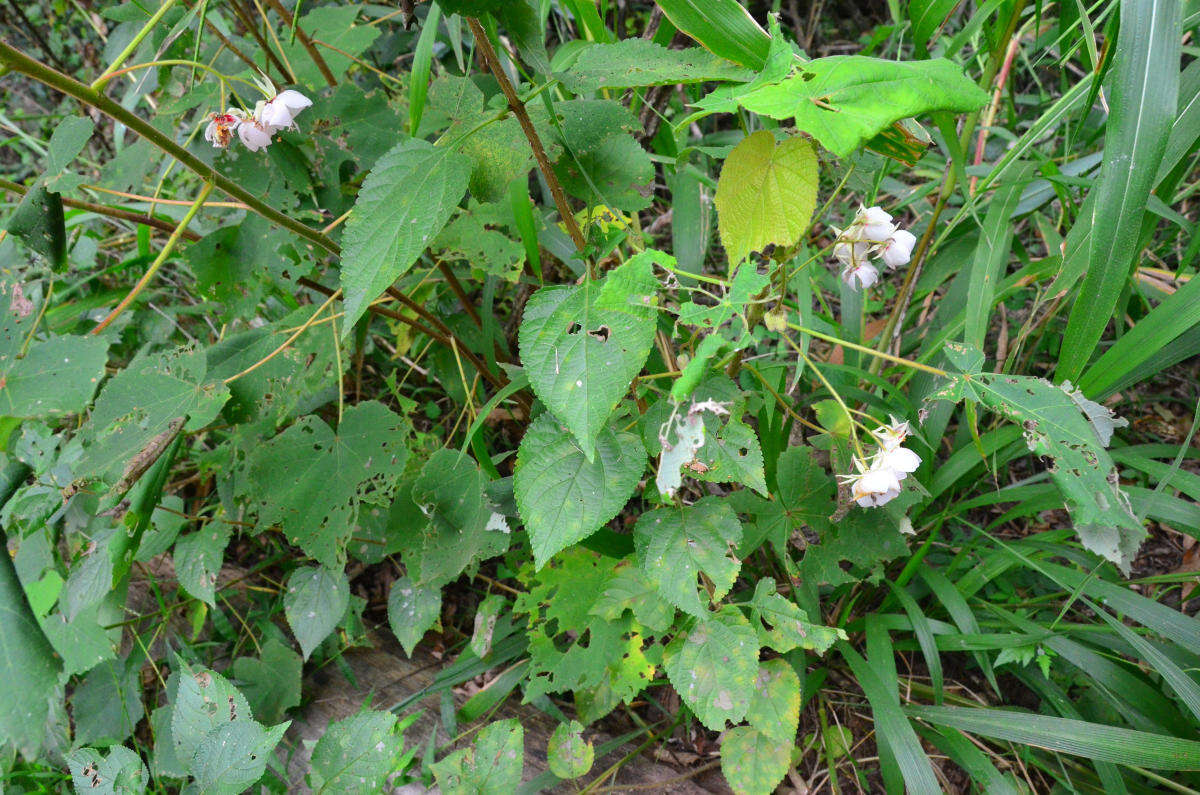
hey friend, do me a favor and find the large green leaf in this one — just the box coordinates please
[191,719,289,795]
[279,6,379,89]
[720,726,792,795]
[715,131,818,266]
[634,498,743,618]
[1056,0,1182,381]
[67,745,147,795]
[654,0,772,69]
[545,100,654,212]
[432,719,524,793]
[284,566,350,660]
[230,638,302,725]
[724,56,988,157]
[309,710,403,793]
[0,542,60,754]
[71,656,144,747]
[559,39,752,92]
[518,272,656,461]
[170,663,254,764]
[240,401,409,568]
[907,705,1200,770]
[514,412,646,568]
[748,578,844,655]
[340,139,472,329]
[663,606,758,730]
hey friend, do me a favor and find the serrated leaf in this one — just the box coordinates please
[230,638,302,725]
[340,139,472,329]
[387,575,442,656]
[171,663,254,765]
[715,131,818,265]
[518,276,656,461]
[801,502,913,587]
[279,6,379,90]
[547,720,593,779]
[67,745,147,795]
[748,578,844,654]
[560,39,752,92]
[590,559,676,633]
[733,446,835,558]
[241,401,409,568]
[746,658,801,742]
[728,56,988,157]
[310,710,402,793]
[174,520,233,607]
[77,345,229,484]
[191,719,288,795]
[515,412,646,568]
[435,200,526,281]
[545,99,654,212]
[6,183,66,268]
[664,606,758,730]
[720,726,792,795]
[635,498,743,617]
[284,566,350,660]
[432,719,523,794]
[0,547,60,755]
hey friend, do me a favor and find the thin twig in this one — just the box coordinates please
[0,177,202,241]
[226,0,292,82]
[263,0,336,87]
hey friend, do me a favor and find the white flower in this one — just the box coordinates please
[855,205,896,242]
[880,229,916,269]
[874,444,922,477]
[202,110,248,149]
[870,417,913,451]
[237,118,275,152]
[842,262,879,290]
[844,457,902,508]
[833,235,870,265]
[258,89,312,130]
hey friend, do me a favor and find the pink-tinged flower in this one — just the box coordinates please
[203,112,242,149]
[880,229,917,269]
[844,457,903,508]
[854,205,896,242]
[874,444,922,478]
[237,119,274,152]
[870,417,913,451]
[258,89,313,130]
[833,235,870,265]
[842,262,879,290]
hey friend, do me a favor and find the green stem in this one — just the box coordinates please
[90,0,180,89]
[786,321,948,377]
[0,41,339,256]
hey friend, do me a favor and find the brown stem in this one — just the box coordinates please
[437,261,482,327]
[263,0,336,88]
[184,0,262,74]
[0,177,202,241]
[227,0,293,83]
[298,277,441,342]
[466,17,588,257]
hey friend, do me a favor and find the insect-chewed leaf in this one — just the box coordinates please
[169,661,254,765]
[664,605,758,730]
[634,498,744,617]
[191,719,289,795]
[67,745,147,795]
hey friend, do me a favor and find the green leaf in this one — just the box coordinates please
[715,131,818,265]
[748,578,845,655]
[547,720,594,779]
[720,726,792,795]
[515,412,645,568]
[906,705,1200,770]
[664,606,758,730]
[72,656,144,747]
[559,39,752,92]
[438,0,505,14]
[470,593,505,659]
[191,719,289,795]
[518,276,656,461]
[230,638,303,725]
[170,662,254,764]
[935,371,1145,571]
[733,446,834,558]
[280,6,379,89]
[1056,0,1182,382]
[634,498,743,618]
[590,559,676,633]
[655,0,772,69]
[5,184,65,268]
[174,520,233,607]
[0,287,105,420]
[309,710,403,793]
[340,139,472,329]
[731,56,988,157]
[545,99,654,212]
[77,345,229,485]
[746,658,801,742]
[435,201,526,282]
[909,0,958,50]
[67,745,148,795]
[284,566,350,660]
[387,575,442,656]
[0,544,60,755]
[241,401,409,568]
[801,500,913,587]
[432,718,524,793]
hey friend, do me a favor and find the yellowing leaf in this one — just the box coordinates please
[715,131,818,266]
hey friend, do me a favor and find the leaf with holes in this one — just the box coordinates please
[388,575,442,656]
[542,99,654,212]
[432,719,524,793]
[340,139,472,330]
[720,726,792,795]
[67,745,147,795]
[240,401,408,568]
[715,131,818,265]
[170,662,254,765]
[560,39,752,92]
[515,412,646,568]
[191,719,289,795]
[748,578,845,655]
[519,274,656,461]
[284,566,350,659]
[310,710,403,793]
[800,502,913,587]
[664,606,758,730]
[634,498,744,618]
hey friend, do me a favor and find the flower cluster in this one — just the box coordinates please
[203,89,312,153]
[842,417,922,508]
[832,206,916,290]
